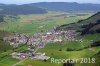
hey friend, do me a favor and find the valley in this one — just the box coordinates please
[0,2,100,66]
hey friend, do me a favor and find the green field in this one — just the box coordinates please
[0,45,28,66]
[0,56,19,66]
[17,41,100,66]
[0,12,92,34]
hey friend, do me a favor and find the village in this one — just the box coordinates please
[3,29,79,61]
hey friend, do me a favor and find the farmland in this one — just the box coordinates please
[0,12,92,34]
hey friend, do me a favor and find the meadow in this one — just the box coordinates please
[0,12,92,34]
[17,41,100,66]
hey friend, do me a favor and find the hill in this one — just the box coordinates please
[81,19,100,35]
[29,2,100,12]
[0,2,100,15]
[56,12,100,35]
[78,12,100,35]
[0,4,47,15]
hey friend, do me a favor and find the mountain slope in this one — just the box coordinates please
[29,2,100,12]
[79,12,100,35]
[0,4,47,15]
[56,12,100,35]
[0,2,100,15]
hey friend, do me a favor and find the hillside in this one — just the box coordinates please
[81,20,100,35]
[79,12,100,35]
[0,2,100,15]
[30,2,100,12]
[0,4,47,15]
[56,12,100,35]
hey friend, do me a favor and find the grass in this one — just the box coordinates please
[0,45,28,66]
[82,33,100,42]
[17,59,62,66]
[37,41,95,58]
[0,12,92,34]
[17,41,100,66]
[0,56,19,66]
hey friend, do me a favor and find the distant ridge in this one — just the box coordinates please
[0,3,47,15]
[29,2,100,12]
[0,2,100,15]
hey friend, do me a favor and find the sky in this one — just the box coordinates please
[0,0,100,4]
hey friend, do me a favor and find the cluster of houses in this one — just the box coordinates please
[3,29,78,60]
[4,29,78,48]
[3,34,28,48]
[11,52,50,60]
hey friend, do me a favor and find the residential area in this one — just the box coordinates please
[3,29,79,61]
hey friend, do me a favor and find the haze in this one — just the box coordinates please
[0,0,100,4]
